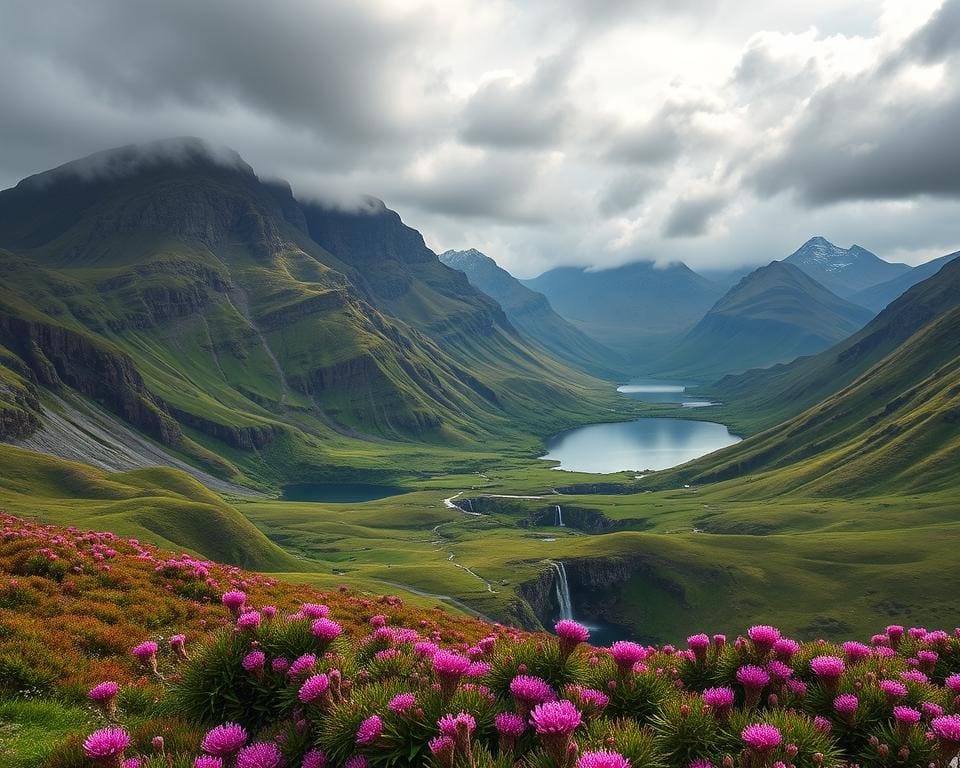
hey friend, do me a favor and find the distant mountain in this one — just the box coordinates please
[0,139,622,486]
[523,261,724,360]
[851,251,960,312]
[708,254,960,435]
[439,249,625,378]
[784,236,909,297]
[652,261,874,378]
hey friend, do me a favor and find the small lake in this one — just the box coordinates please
[542,417,741,473]
[617,379,716,408]
[281,483,405,503]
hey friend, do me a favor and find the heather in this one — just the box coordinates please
[3,514,960,768]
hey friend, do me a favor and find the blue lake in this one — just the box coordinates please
[617,378,716,408]
[542,417,741,473]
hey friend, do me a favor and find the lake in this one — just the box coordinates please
[542,417,741,473]
[281,483,405,503]
[617,378,716,408]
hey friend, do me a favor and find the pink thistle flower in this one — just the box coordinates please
[288,653,316,679]
[924,701,945,719]
[689,761,712,768]
[900,670,928,684]
[842,642,872,663]
[510,674,557,714]
[88,681,119,702]
[880,679,908,702]
[772,638,800,661]
[345,756,367,768]
[302,749,326,768]
[438,711,476,739]
[298,674,330,704]
[496,711,526,737]
[389,692,417,713]
[737,665,770,708]
[242,650,266,674]
[432,650,472,697]
[235,741,282,768]
[221,590,247,614]
[530,700,582,765]
[84,726,130,763]
[833,694,859,723]
[609,640,646,667]
[748,626,781,656]
[813,716,832,734]
[311,618,343,644]
[742,723,782,753]
[169,634,189,661]
[555,619,590,658]
[931,715,960,752]
[702,686,735,719]
[370,614,387,627]
[886,625,905,647]
[894,706,922,727]
[809,656,845,687]
[688,633,711,662]
[201,723,248,756]
[194,757,223,768]
[577,750,631,768]
[766,660,793,681]
[236,611,261,631]
[429,735,455,768]
[917,650,938,672]
[356,715,383,746]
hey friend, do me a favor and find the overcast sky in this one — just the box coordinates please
[1,0,958,277]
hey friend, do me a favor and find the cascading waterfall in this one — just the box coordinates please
[466,498,474,513]
[552,561,574,621]
[555,505,564,527]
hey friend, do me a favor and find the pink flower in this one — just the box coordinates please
[236,611,261,631]
[131,640,158,663]
[510,675,557,712]
[235,741,282,768]
[88,681,119,702]
[924,701,945,719]
[688,633,711,661]
[833,693,859,722]
[894,706,921,726]
[288,653,316,678]
[703,686,735,717]
[748,626,781,655]
[344,757,367,768]
[298,674,330,704]
[495,711,526,737]
[438,711,476,739]
[84,727,130,761]
[356,715,383,746]
[311,618,343,643]
[931,715,960,749]
[842,642,872,663]
[946,674,960,694]
[388,693,417,713]
[429,735,455,765]
[221,590,247,613]
[900,670,928,684]
[766,661,793,681]
[201,723,248,756]
[809,656,845,685]
[741,724,782,753]
[530,699,582,735]
[813,716,832,734]
[880,679,908,702]
[194,757,223,768]
[689,761,712,768]
[556,619,590,657]
[302,749,326,768]
[577,750,631,768]
[772,638,800,661]
[242,650,266,673]
[737,665,770,690]
[610,641,646,672]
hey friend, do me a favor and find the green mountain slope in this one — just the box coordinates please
[665,303,960,496]
[851,251,959,312]
[784,236,909,297]
[652,261,874,378]
[438,248,625,378]
[0,139,623,487]
[709,255,960,434]
[522,261,724,360]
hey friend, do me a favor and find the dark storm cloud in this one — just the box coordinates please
[662,194,726,237]
[459,55,576,149]
[750,0,960,205]
[597,172,657,215]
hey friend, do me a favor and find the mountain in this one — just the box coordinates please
[707,254,960,435]
[651,260,874,378]
[523,261,725,360]
[851,251,960,312]
[666,301,960,496]
[783,236,909,297]
[438,248,625,378]
[0,139,622,487]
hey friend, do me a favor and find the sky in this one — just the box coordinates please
[0,0,957,278]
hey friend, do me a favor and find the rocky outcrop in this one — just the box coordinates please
[0,379,41,440]
[0,314,180,445]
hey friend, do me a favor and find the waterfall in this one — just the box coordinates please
[466,498,474,513]
[555,505,564,527]
[552,561,574,621]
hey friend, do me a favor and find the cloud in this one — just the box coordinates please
[662,193,727,237]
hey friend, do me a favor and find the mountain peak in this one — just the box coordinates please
[784,237,906,297]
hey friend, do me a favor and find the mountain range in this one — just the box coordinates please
[438,248,625,378]
[0,139,621,488]
[651,260,874,378]
[783,236,910,297]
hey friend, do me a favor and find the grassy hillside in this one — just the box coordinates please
[0,141,632,489]
[652,261,873,378]
[708,255,960,434]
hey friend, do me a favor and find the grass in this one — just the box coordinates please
[0,698,94,768]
